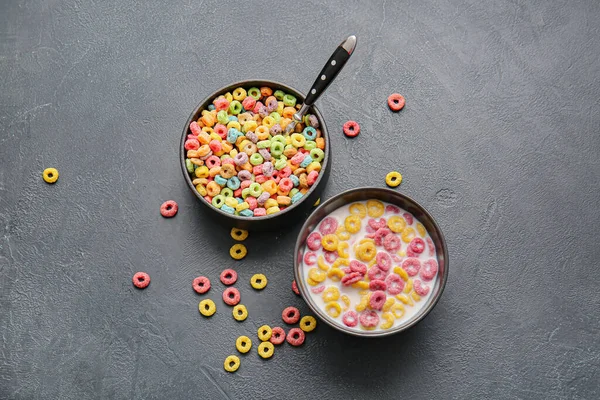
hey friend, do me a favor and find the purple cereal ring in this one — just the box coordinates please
[269,124,282,135]
[259,148,272,161]
[385,274,405,295]
[402,258,421,276]
[258,105,269,117]
[367,265,386,281]
[234,152,249,166]
[369,280,387,291]
[238,170,252,181]
[245,131,258,143]
[306,232,322,251]
[375,252,392,271]
[266,98,278,112]
[350,260,367,275]
[223,287,241,306]
[311,285,326,294]
[369,290,387,310]
[359,310,380,328]
[368,218,387,230]
[383,233,401,252]
[413,279,430,296]
[304,251,317,265]
[342,310,358,327]
[257,192,271,206]
[262,161,274,177]
[324,251,338,264]
[341,271,363,286]
[307,114,319,128]
[419,259,438,281]
[319,216,338,235]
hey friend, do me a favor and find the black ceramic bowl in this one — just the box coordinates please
[294,187,449,337]
[180,80,331,231]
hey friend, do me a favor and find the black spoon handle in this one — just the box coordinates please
[303,35,357,106]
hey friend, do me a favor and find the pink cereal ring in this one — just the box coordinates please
[254,208,266,217]
[270,326,286,345]
[385,274,405,295]
[366,225,376,234]
[368,218,387,230]
[184,138,200,151]
[304,251,317,265]
[369,280,387,291]
[132,272,150,289]
[402,258,421,276]
[319,217,338,235]
[214,124,227,139]
[279,166,292,179]
[311,285,326,294]
[403,212,414,225]
[286,328,305,346]
[160,200,178,218]
[219,269,238,285]
[242,96,256,111]
[413,279,430,296]
[341,267,352,274]
[214,97,229,111]
[359,310,380,328]
[282,306,301,324]
[369,290,387,310]
[341,272,363,286]
[253,101,264,114]
[205,155,221,169]
[343,120,360,137]
[409,238,425,254]
[292,280,300,295]
[209,140,222,153]
[392,254,402,263]
[279,178,293,192]
[383,233,401,252]
[306,232,322,251]
[367,265,387,281]
[222,287,241,306]
[189,121,202,136]
[420,259,438,281]
[350,260,367,275]
[192,276,211,294]
[375,252,392,271]
[307,171,319,186]
[234,189,243,198]
[342,310,359,327]
[426,237,435,256]
[255,175,267,184]
[246,197,257,210]
[291,152,305,165]
[222,157,235,166]
[386,204,401,214]
[324,251,338,264]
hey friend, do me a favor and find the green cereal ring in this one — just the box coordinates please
[257,140,271,149]
[289,188,299,197]
[274,90,285,101]
[185,159,194,173]
[248,87,261,100]
[221,188,233,197]
[217,110,229,125]
[274,158,287,170]
[310,148,325,162]
[270,142,284,157]
[241,188,251,199]
[272,135,286,145]
[304,141,317,151]
[249,183,263,198]
[269,112,281,123]
[250,153,264,166]
[212,195,225,208]
[283,94,297,107]
[229,100,243,115]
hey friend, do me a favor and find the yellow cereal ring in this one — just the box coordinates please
[344,215,362,233]
[42,168,59,183]
[401,227,416,243]
[381,312,395,329]
[358,290,370,296]
[199,299,216,317]
[351,281,370,290]
[230,244,247,260]
[331,258,350,268]
[337,241,349,258]
[266,206,280,215]
[317,255,330,271]
[368,258,377,267]
[356,242,376,262]
[398,250,406,257]
[322,286,340,302]
[236,336,252,353]
[232,87,247,101]
[308,268,326,283]
[232,304,248,321]
[314,198,321,206]
[387,216,407,233]
[366,200,385,217]
[355,294,370,312]
[258,325,272,341]
[349,202,367,218]
[325,301,342,318]
[382,297,396,312]
[385,171,403,187]
[265,198,278,208]
[416,222,427,238]
[391,303,406,319]
[258,341,274,359]
[327,268,345,281]
[341,295,351,310]
[395,293,414,306]
[393,266,409,281]
[307,277,319,286]
[404,279,413,294]
[262,116,276,128]
[337,229,350,241]
[224,355,240,372]
[300,316,317,333]
[411,291,421,302]
[250,273,267,290]
[321,234,339,251]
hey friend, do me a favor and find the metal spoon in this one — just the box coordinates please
[284,35,357,134]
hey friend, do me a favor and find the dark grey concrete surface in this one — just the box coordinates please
[1,0,599,399]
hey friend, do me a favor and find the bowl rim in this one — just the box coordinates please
[293,187,449,338]
[180,79,330,221]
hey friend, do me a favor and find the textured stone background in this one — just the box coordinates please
[1,0,599,399]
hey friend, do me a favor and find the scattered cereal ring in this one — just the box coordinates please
[412,291,421,302]
[401,227,416,243]
[236,336,252,353]
[258,325,272,341]
[382,297,396,312]
[413,279,431,296]
[385,171,402,188]
[369,290,387,311]
[385,274,406,295]
[220,269,238,285]
[232,304,248,321]
[160,200,178,218]
[404,279,413,294]
[230,244,247,260]
[258,341,275,358]
[199,299,216,317]
[325,301,342,318]
[324,250,339,264]
[132,272,150,289]
[306,232,322,251]
[343,120,360,137]
[292,280,300,295]
[349,202,367,218]
[192,276,211,294]
[342,310,358,327]
[300,316,317,332]
[319,217,339,235]
[286,328,305,346]
[42,168,59,183]
[386,204,401,214]
[402,258,421,276]
[359,310,380,329]
[269,327,286,345]
[356,241,376,262]
[314,198,320,206]
[250,273,268,290]
[282,306,301,324]
[395,293,414,306]
[387,93,405,111]
[230,227,249,241]
[224,355,240,372]
[223,287,241,306]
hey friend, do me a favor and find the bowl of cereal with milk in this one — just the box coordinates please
[294,187,448,337]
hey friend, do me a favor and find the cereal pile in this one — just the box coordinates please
[184,86,326,217]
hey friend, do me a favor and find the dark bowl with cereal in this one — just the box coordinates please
[294,187,448,337]
[180,80,331,231]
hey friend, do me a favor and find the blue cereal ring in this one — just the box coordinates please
[290,175,299,187]
[239,209,254,217]
[302,127,317,140]
[300,155,313,168]
[215,175,228,187]
[221,204,235,214]
[291,192,303,204]
[227,176,241,190]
